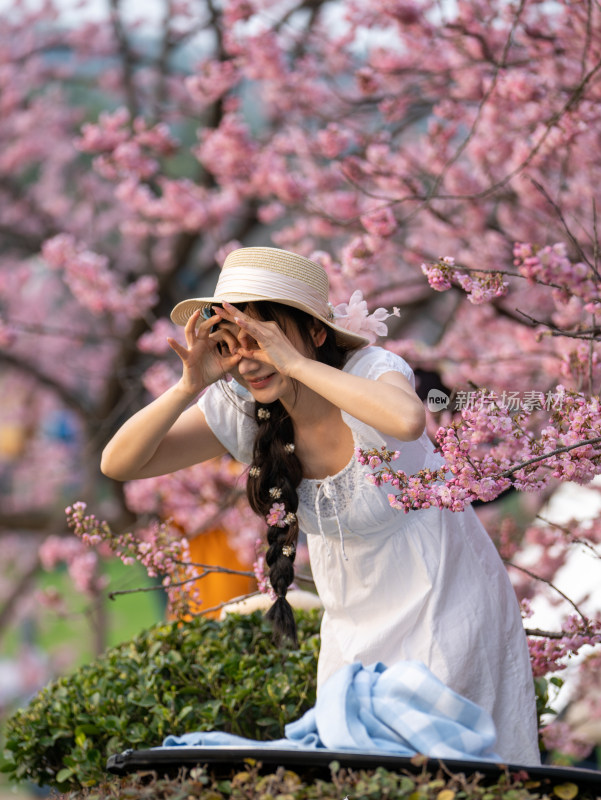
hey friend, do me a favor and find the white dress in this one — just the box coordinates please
[198,346,540,765]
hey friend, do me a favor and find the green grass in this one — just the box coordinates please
[1,557,164,793]
[5,558,162,668]
[58,561,155,663]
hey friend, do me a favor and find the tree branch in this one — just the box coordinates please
[0,350,91,417]
[109,0,139,117]
[513,308,601,340]
[504,560,590,626]
[525,627,569,639]
[0,552,41,640]
[197,591,264,617]
[499,436,601,479]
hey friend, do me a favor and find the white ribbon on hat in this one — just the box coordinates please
[215,266,330,319]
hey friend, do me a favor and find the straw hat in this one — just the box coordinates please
[170,246,370,349]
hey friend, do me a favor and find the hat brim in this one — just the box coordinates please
[170,294,370,349]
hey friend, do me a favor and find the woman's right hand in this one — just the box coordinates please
[167,310,242,396]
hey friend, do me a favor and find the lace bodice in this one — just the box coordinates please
[297,454,357,510]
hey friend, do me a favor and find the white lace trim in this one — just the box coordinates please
[299,458,363,560]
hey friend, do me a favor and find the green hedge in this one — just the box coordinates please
[2,610,321,792]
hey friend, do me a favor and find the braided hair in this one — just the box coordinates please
[242,302,349,646]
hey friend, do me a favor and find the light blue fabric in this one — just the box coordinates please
[161,661,500,762]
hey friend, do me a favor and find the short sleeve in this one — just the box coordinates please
[340,347,416,448]
[345,346,415,387]
[197,380,256,464]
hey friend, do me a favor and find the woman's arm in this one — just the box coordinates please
[290,359,426,442]
[101,309,238,481]
[100,389,227,481]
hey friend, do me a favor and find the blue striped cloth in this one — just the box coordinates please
[162,661,499,762]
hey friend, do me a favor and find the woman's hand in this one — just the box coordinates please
[167,309,242,395]
[212,302,307,376]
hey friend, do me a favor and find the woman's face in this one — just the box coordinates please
[214,308,314,406]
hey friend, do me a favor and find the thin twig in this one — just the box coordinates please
[527,177,594,269]
[339,55,601,222]
[581,0,594,79]
[108,575,203,600]
[524,628,566,639]
[109,0,139,117]
[513,309,601,340]
[589,313,596,394]
[592,198,600,279]
[197,590,264,617]
[535,514,601,561]
[504,560,589,626]
[426,0,528,202]
[173,560,255,578]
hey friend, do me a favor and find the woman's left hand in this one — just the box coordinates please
[211,302,307,376]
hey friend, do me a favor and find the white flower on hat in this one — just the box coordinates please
[332,290,400,344]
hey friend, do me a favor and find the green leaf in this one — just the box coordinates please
[554,783,579,800]
[176,704,194,722]
[56,767,75,783]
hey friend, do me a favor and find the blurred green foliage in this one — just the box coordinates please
[2,611,320,791]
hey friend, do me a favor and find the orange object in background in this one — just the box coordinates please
[181,528,257,619]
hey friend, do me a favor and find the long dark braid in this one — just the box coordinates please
[247,401,302,644]
[244,302,348,646]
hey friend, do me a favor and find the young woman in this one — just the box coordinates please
[101,246,540,765]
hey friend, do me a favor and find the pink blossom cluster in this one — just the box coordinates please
[541,720,595,762]
[359,206,398,238]
[527,616,601,678]
[115,176,241,237]
[356,445,466,512]
[253,540,275,600]
[123,457,263,564]
[77,108,178,182]
[514,242,601,310]
[65,501,202,618]
[421,257,509,304]
[186,59,240,109]
[355,445,400,470]
[339,236,377,278]
[76,107,240,237]
[137,319,178,355]
[38,530,104,595]
[358,443,485,513]
[266,502,287,528]
[194,113,258,186]
[222,0,255,25]
[141,362,180,399]
[42,234,158,319]
[358,387,601,513]
[316,123,354,159]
